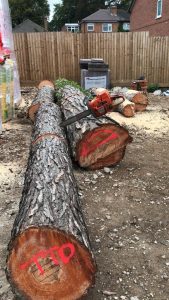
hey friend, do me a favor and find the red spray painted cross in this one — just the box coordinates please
[20,243,75,275]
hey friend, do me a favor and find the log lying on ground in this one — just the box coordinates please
[6,102,96,300]
[115,98,135,117]
[38,80,54,90]
[117,89,148,112]
[28,81,55,122]
[58,85,132,170]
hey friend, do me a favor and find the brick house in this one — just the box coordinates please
[80,6,130,33]
[129,0,169,36]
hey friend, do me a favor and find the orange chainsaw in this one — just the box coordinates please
[61,88,124,127]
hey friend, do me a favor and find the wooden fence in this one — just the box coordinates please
[13,31,169,87]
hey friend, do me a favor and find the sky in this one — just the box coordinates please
[48,0,61,20]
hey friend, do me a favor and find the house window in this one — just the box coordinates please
[102,23,112,32]
[67,26,79,32]
[157,0,162,18]
[65,24,79,32]
[123,23,130,31]
[87,23,94,32]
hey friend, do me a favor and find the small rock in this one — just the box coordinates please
[93,174,98,180]
[130,297,139,300]
[102,290,116,296]
[91,181,97,185]
[153,89,162,96]
[104,167,111,174]
[95,239,100,243]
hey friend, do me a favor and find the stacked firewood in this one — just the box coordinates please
[111,87,149,118]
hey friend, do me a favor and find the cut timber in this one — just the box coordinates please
[116,98,135,117]
[38,80,54,90]
[6,102,96,300]
[119,89,148,112]
[58,85,132,169]
[28,81,55,122]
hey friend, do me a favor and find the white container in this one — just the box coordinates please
[0,0,21,104]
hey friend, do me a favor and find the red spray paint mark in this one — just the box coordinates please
[81,129,118,158]
[20,243,75,275]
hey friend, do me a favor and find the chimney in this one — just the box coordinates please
[110,5,117,16]
[44,16,48,32]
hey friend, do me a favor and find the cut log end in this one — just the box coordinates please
[135,103,148,112]
[38,80,54,90]
[77,124,132,169]
[28,103,41,122]
[122,105,135,117]
[132,93,148,105]
[7,227,96,300]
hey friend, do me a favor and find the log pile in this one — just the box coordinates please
[6,83,96,300]
[119,89,148,112]
[58,85,132,170]
[111,87,149,117]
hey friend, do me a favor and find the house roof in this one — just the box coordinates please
[81,8,130,23]
[128,0,136,12]
[13,19,45,33]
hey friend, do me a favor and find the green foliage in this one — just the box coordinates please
[106,0,132,9]
[118,23,126,32]
[147,83,159,93]
[9,0,49,27]
[55,78,91,101]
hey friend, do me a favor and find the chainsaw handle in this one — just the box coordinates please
[110,94,125,101]
[83,95,90,106]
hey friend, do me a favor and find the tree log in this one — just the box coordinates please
[38,80,54,90]
[58,85,132,170]
[116,98,135,117]
[28,81,55,122]
[6,102,96,300]
[117,89,148,112]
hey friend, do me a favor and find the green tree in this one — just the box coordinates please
[49,4,65,31]
[9,0,50,27]
[106,0,132,9]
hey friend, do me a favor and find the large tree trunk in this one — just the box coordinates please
[58,85,132,170]
[116,98,135,117]
[6,101,96,300]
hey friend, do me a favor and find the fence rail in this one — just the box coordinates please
[13,32,169,86]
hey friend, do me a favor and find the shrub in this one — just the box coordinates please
[147,83,159,93]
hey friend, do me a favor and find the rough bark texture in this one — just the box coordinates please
[6,102,96,300]
[116,98,135,117]
[28,83,55,122]
[119,89,148,112]
[58,85,132,170]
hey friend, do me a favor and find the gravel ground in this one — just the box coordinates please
[0,91,169,300]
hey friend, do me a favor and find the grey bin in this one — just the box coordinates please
[80,58,110,90]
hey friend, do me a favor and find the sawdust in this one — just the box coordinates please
[108,95,169,135]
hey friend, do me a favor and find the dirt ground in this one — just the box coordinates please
[0,92,169,300]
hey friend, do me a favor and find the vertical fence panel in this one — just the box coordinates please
[13,32,169,86]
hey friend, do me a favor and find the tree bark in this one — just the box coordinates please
[28,81,55,122]
[118,89,148,112]
[6,102,96,300]
[116,98,135,117]
[59,85,132,170]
